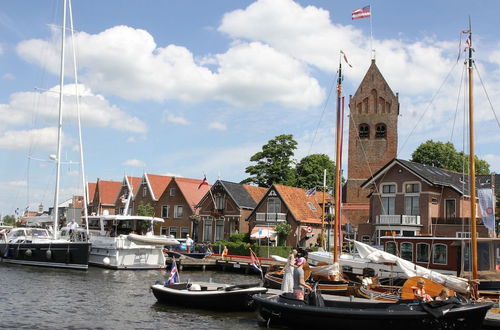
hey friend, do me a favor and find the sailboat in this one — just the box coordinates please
[253,41,493,328]
[0,0,91,270]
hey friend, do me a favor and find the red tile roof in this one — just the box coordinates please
[97,180,121,205]
[274,184,331,224]
[126,176,142,196]
[87,182,96,203]
[146,174,172,200]
[175,177,212,212]
[243,185,268,203]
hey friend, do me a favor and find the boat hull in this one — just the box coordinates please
[0,242,90,270]
[264,271,349,295]
[151,282,267,311]
[254,294,493,330]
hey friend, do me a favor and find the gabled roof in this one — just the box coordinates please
[361,158,473,195]
[126,176,142,196]
[175,177,212,212]
[243,184,268,205]
[144,174,172,201]
[273,184,328,224]
[87,182,96,203]
[219,180,267,209]
[351,59,397,102]
[97,180,122,205]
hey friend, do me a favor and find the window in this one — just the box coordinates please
[215,220,224,241]
[359,124,369,138]
[405,196,419,215]
[161,205,169,218]
[169,226,178,238]
[203,220,213,241]
[306,202,316,211]
[215,194,225,210]
[433,244,447,265]
[169,188,176,196]
[385,241,397,255]
[431,197,438,204]
[416,243,429,263]
[142,186,147,197]
[405,183,420,193]
[267,197,281,214]
[174,205,183,218]
[361,235,370,244]
[381,197,395,215]
[400,242,413,261]
[375,124,386,138]
[181,227,189,238]
[382,184,396,194]
[445,199,456,219]
[456,232,471,238]
[160,227,168,236]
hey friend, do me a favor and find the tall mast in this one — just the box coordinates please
[466,23,478,280]
[53,0,67,239]
[333,55,343,263]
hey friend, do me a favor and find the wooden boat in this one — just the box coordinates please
[151,281,267,311]
[254,291,493,330]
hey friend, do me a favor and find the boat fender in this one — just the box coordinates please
[25,249,32,257]
[103,257,111,265]
[189,284,201,291]
[46,249,52,259]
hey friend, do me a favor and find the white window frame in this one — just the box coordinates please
[160,226,168,236]
[169,188,176,196]
[180,227,189,238]
[380,183,396,215]
[203,220,213,241]
[267,197,281,215]
[306,202,317,211]
[416,242,430,263]
[161,205,169,218]
[174,205,183,218]
[169,226,178,238]
[432,243,448,265]
[456,232,471,238]
[404,181,420,216]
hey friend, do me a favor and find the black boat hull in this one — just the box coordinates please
[0,242,91,270]
[254,294,493,330]
[151,282,267,311]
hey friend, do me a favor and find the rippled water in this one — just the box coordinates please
[0,264,265,329]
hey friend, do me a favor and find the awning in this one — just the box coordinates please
[250,226,277,240]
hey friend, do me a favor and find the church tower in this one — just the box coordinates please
[346,59,399,205]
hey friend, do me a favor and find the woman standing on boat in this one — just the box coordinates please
[293,257,312,300]
[281,249,297,293]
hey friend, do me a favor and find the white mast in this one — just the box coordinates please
[52,0,68,239]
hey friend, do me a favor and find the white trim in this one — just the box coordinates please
[444,198,457,219]
[432,243,448,265]
[403,181,421,194]
[174,205,183,218]
[380,182,397,194]
[168,226,178,237]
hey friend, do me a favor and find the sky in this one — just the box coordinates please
[1,0,500,217]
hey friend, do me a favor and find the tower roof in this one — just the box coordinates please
[351,59,397,102]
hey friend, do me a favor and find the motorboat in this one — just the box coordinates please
[86,215,179,269]
[151,281,267,311]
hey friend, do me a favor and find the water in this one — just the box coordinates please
[0,264,265,329]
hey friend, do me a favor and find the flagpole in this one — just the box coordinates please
[370,5,374,59]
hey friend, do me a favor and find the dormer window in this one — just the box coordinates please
[359,124,369,138]
[375,123,386,138]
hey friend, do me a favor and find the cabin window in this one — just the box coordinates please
[142,186,147,197]
[215,194,225,210]
[174,205,183,218]
[375,124,386,138]
[416,243,430,263]
[161,205,169,218]
[215,220,224,241]
[169,188,176,196]
[203,220,213,242]
[181,227,189,238]
[359,124,369,138]
[400,242,413,261]
[267,197,281,214]
[169,226,178,238]
[432,244,447,265]
[445,199,456,219]
[385,241,397,255]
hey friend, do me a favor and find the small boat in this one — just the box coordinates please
[127,233,178,246]
[151,281,268,311]
[254,290,493,330]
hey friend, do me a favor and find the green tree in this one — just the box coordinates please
[136,202,154,233]
[294,154,336,189]
[241,134,297,187]
[275,222,292,246]
[411,140,490,174]
[2,215,15,226]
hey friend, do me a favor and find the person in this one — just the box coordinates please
[186,234,194,253]
[293,257,312,300]
[221,245,229,260]
[412,278,433,302]
[281,249,298,293]
[435,288,449,301]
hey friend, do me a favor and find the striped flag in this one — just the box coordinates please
[305,187,316,197]
[198,175,208,189]
[167,258,180,285]
[352,6,371,20]
[249,248,262,276]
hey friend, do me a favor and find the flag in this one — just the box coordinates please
[305,187,316,197]
[478,188,495,232]
[340,50,353,68]
[198,175,208,189]
[249,248,262,275]
[465,37,471,48]
[167,259,180,285]
[352,6,371,20]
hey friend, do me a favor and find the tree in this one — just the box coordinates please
[241,134,297,187]
[294,154,336,189]
[136,202,154,233]
[411,140,490,174]
[275,222,292,246]
[2,215,15,226]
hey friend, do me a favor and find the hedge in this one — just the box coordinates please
[213,241,292,258]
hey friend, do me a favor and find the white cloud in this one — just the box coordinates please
[482,154,500,173]
[163,111,190,125]
[0,127,58,151]
[0,84,147,133]
[208,122,227,131]
[122,159,146,167]
[2,73,15,80]
[5,180,27,187]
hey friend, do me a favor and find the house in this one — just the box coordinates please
[86,182,96,216]
[154,177,211,238]
[132,173,172,219]
[114,176,141,215]
[89,179,121,216]
[360,158,492,245]
[247,184,332,247]
[195,180,267,242]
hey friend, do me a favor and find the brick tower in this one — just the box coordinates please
[344,59,399,227]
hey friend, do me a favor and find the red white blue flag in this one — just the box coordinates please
[249,248,262,276]
[305,187,316,197]
[198,175,208,189]
[352,6,371,20]
[167,259,180,285]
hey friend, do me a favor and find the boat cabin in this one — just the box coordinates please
[85,215,164,236]
[5,227,52,243]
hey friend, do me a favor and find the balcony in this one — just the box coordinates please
[376,215,421,225]
[256,213,286,222]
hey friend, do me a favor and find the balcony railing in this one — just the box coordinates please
[376,215,421,225]
[256,213,286,222]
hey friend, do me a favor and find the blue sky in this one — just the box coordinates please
[1,0,500,216]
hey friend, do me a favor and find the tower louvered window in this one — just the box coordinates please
[375,124,386,138]
[359,124,369,138]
